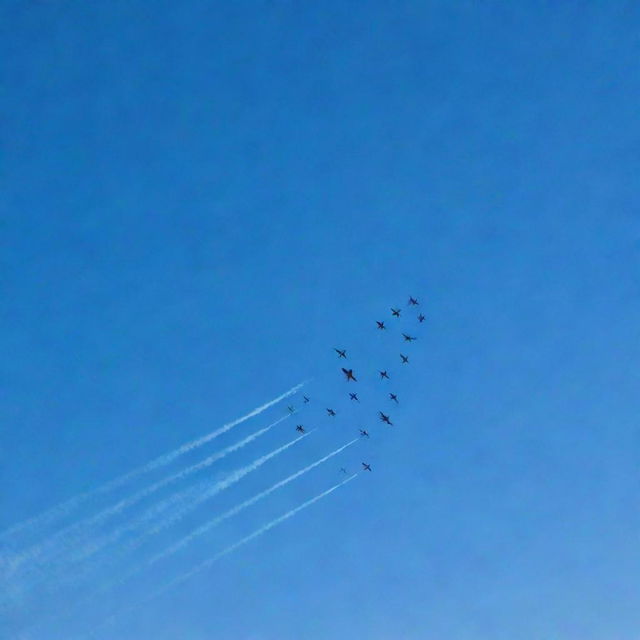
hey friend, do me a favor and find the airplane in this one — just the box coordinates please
[402,333,417,342]
[287,406,295,414]
[334,348,347,359]
[376,320,386,330]
[342,367,357,382]
[391,308,401,317]
[379,411,393,425]
[389,393,399,404]
[296,425,305,433]
[362,462,372,472]
[326,408,336,417]
[359,429,370,438]
[400,354,409,364]
[408,296,419,306]
[349,392,360,402]
[340,467,348,474]
[418,313,425,323]
[379,370,390,379]
[303,395,310,403]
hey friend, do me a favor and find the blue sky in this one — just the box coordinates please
[2,1,639,638]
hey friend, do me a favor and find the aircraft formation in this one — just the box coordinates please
[287,296,425,474]
[0,295,426,636]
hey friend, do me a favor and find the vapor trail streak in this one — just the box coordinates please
[120,430,314,552]
[148,438,359,567]
[0,382,304,546]
[96,474,357,636]
[66,415,290,565]
[5,428,310,603]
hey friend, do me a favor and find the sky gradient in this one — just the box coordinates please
[2,2,639,639]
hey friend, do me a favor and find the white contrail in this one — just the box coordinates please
[3,414,294,580]
[67,415,290,565]
[0,382,305,546]
[95,474,357,637]
[120,430,314,553]
[148,438,359,567]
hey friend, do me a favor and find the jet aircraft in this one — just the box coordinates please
[389,393,399,404]
[342,367,357,382]
[359,429,369,438]
[296,425,305,433]
[340,467,348,474]
[349,392,360,402]
[287,406,295,414]
[418,314,425,323]
[400,354,409,364]
[402,333,417,342]
[379,370,390,380]
[408,296,419,306]
[391,308,401,317]
[334,348,347,359]
[379,411,393,425]
[326,408,336,417]
[362,462,372,472]
[376,320,386,330]
[303,395,310,403]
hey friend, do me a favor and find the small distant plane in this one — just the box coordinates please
[389,393,399,404]
[402,333,417,342]
[376,320,386,330]
[379,411,393,425]
[362,462,372,472]
[287,406,295,414]
[334,348,347,359]
[408,296,419,306]
[418,313,425,323]
[349,392,360,402]
[391,308,401,317]
[296,425,305,433]
[326,408,336,417]
[400,354,409,364]
[379,370,390,380]
[303,395,310,403]
[359,429,369,438]
[340,467,348,474]
[342,367,357,382]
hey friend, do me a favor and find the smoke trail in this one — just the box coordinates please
[120,430,315,553]
[148,438,359,567]
[67,415,289,565]
[0,382,305,546]
[3,415,293,580]
[3,428,311,609]
[95,475,357,637]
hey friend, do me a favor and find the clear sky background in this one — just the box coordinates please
[2,2,639,639]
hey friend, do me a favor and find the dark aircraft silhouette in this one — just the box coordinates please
[376,320,386,330]
[389,393,399,404]
[287,406,295,414]
[303,396,310,403]
[400,354,409,364]
[359,429,369,438]
[402,333,417,342]
[349,392,360,402]
[418,313,425,323]
[334,348,347,359]
[340,467,348,474]
[362,462,372,472]
[296,425,305,433]
[408,296,419,306]
[342,367,357,382]
[326,408,336,417]
[379,370,390,380]
[391,308,401,317]
[379,411,393,425]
